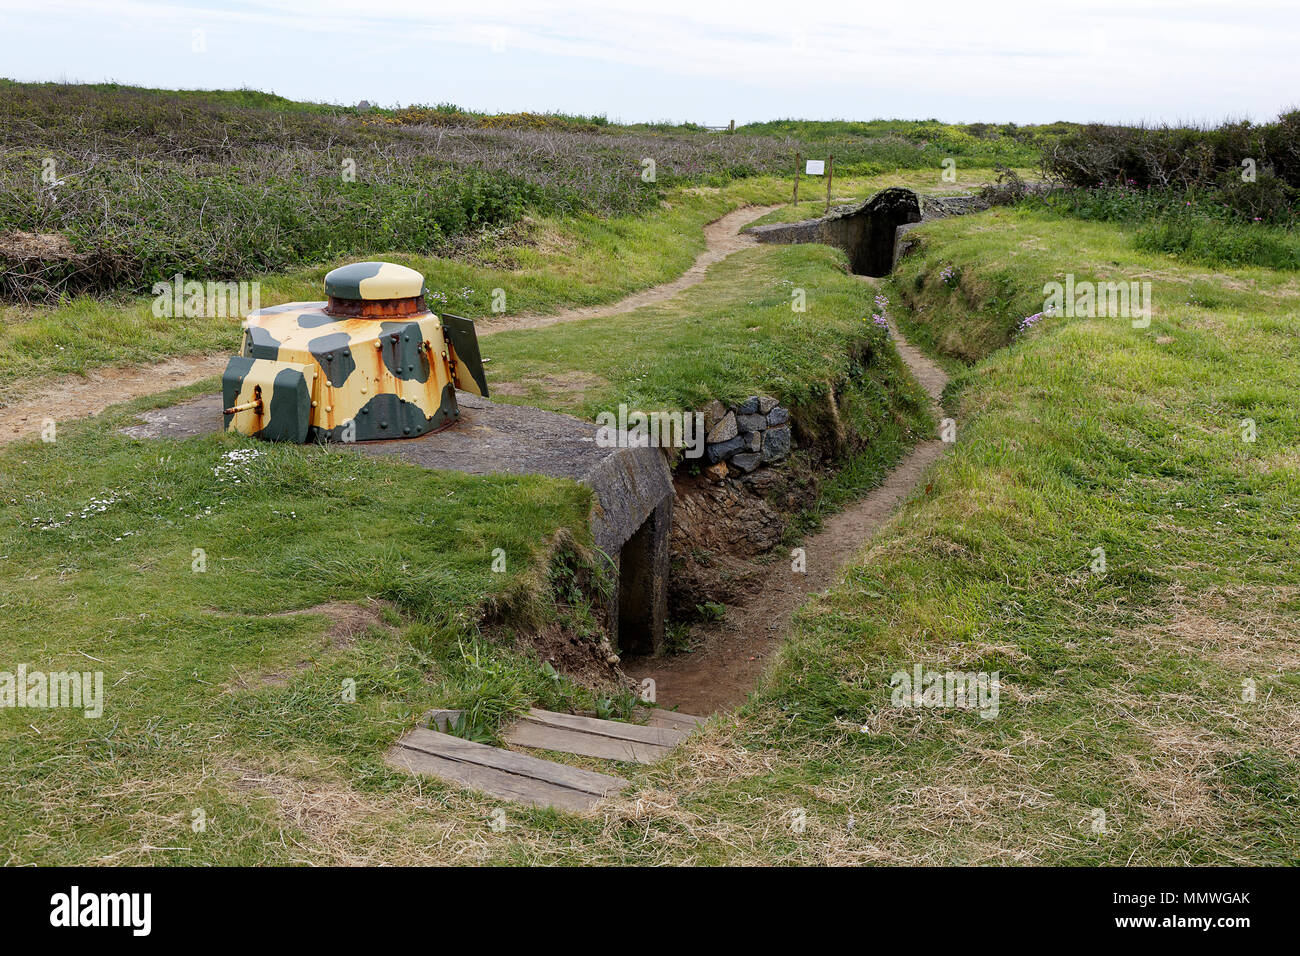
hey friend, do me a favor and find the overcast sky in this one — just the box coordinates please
[1,0,1296,125]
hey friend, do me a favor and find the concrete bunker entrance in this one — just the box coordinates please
[613,498,671,657]
[748,186,923,278]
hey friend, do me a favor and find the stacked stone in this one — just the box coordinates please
[702,395,792,477]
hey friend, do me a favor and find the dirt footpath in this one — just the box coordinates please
[0,354,228,446]
[626,317,951,715]
[475,204,780,335]
[0,205,779,446]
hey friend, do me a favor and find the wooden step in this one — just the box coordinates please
[503,708,690,765]
[639,708,707,731]
[387,727,629,811]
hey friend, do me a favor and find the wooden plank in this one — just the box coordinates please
[505,719,671,764]
[524,708,687,747]
[386,746,602,811]
[396,728,629,796]
[640,708,706,731]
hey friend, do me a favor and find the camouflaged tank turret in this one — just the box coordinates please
[222,261,487,442]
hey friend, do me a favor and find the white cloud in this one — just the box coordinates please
[3,0,1297,122]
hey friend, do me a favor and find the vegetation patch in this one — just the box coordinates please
[0,83,1062,302]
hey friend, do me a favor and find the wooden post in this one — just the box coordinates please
[793,152,801,206]
[728,119,735,133]
[825,155,834,214]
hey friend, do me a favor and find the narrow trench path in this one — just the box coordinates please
[626,309,951,716]
[0,204,779,447]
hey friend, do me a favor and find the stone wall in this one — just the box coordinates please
[700,395,792,477]
[747,187,1023,277]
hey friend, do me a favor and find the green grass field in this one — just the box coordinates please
[0,207,928,862]
[2,94,1297,864]
[0,176,779,400]
[7,203,1294,864]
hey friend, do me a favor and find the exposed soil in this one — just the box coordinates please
[625,318,951,715]
[0,205,778,447]
[222,600,396,690]
[510,620,626,690]
[487,369,608,404]
[265,599,396,647]
[0,353,228,446]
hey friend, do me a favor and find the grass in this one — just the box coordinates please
[0,381,626,863]
[6,123,1295,863]
[484,239,933,539]
[0,204,927,863]
[0,81,1061,300]
[1023,185,1300,269]
[0,175,780,401]
[0,165,959,403]
[1133,217,1300,270]
[484,242,927,422]
[636,207,1299,864]
[889,203,1300,364]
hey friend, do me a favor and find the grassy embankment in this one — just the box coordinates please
[22,203,1281,866]
[602,206,1298,865]
[0,200,929,864]
[375,204,1293,866]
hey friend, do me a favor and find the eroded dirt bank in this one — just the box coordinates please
[626,320,950,714]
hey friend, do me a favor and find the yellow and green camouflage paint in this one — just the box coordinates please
[222,262,487,443]
[323,261,425,301]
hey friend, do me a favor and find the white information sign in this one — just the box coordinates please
[805,159,825,176]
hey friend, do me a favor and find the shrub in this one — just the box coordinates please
[1041,112,1300,194]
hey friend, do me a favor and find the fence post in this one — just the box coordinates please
[825,155,834,214]
[793,153,801,206]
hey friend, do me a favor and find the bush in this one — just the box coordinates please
[0,82,793,299]
[1040,111,1300,192]
[1214,166,1297,224]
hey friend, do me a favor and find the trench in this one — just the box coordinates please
[619,187,965,714]
[621,316,950,715]
[746,186,925,277]
[32,187,966,715]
